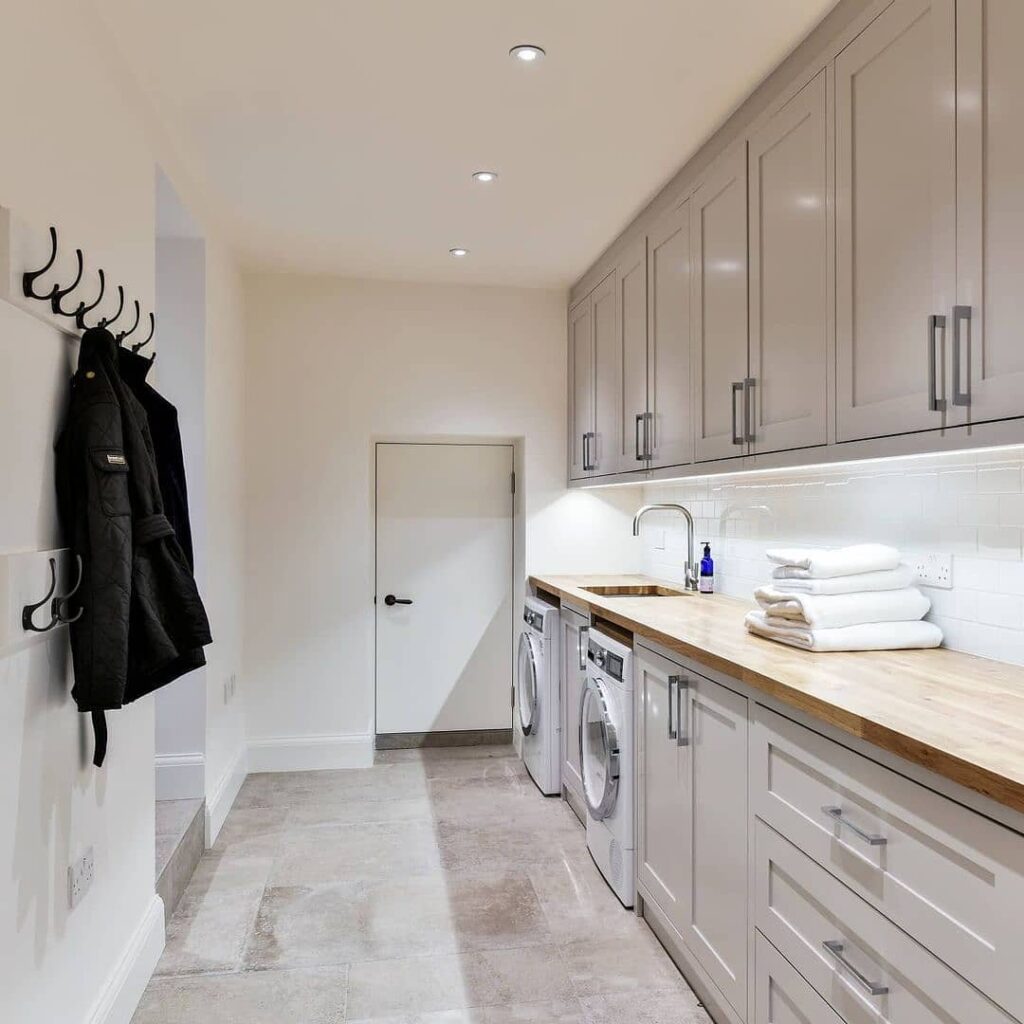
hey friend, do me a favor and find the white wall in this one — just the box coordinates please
[243,274,641,762]
[0,1,248,1020]
[639,447,1024,666]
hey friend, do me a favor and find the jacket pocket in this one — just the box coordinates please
[90,448,131,517]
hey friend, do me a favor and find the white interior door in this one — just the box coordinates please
[375,443,514,736]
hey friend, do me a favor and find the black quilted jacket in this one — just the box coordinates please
[56,327,212,766]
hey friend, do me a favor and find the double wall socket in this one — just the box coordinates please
[68,847,94,909]
[912,552,953,589]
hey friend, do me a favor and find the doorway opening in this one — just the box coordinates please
[374,441,516,750]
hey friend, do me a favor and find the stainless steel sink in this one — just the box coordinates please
[582,584,689,598]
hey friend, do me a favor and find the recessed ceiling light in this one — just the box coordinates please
[510,44,545,63]
[472,171,498,183]
[449,247,469,258]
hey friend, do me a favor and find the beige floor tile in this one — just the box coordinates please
[245,870,550,969]
[374,744,516,766]
[346,946,576,1019]
[269,819,443,886]
[579,989,709,1023]
[187,833,279,896]
[288,795,436,828]
[131,966,347,1023]
[155,886,264,976]
[437,816,582,872]
[560,934,692,997]
[346,999,587,1024]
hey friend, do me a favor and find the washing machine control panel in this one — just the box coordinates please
[523,609,544,631]
[588,639,624,681]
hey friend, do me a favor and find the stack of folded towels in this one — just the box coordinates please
[744,543,943,652]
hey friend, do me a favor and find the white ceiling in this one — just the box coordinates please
[96,0,837,287]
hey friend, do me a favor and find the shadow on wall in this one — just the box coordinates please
[11,634,98,965]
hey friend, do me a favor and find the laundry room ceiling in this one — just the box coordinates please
[94,0,838,287]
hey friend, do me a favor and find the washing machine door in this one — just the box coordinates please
[517,631,540,736]
[579,675,620,821]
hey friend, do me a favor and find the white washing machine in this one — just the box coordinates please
[517,595,561,795]
[580,627,635,907]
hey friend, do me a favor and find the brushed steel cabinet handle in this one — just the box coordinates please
[928,314,948,412]
[822,940,889,997]
[731,382,745,445]
[822,806,887,846]
[676,674,689,747]
[667,675,678,740]
[952,305,972,408]
[744,377,756,443]
[578,625,589,671]
[582,431,596,471]
[644,411,654,460]
[635,413,645,461]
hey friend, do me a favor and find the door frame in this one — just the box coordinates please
[371,436,522,745]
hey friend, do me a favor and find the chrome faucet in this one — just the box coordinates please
[632,503,699,591]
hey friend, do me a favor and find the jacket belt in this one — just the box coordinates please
[135,513,176,546]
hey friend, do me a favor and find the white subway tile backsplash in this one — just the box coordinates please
[637,446,1024,667]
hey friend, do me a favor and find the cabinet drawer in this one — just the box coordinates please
[752,704,1024,1019]
[756,820,1016,1024]
[755,931,844,1024]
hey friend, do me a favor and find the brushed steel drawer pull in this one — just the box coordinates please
[823,940,889,997]
[822,805,887,846]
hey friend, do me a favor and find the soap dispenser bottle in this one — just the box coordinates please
[699,542,714,594]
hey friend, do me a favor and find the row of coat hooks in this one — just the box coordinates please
[21,225,156,354]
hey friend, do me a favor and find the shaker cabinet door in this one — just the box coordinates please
[691,142,750,463]
[591,270,620,475]
[953,0,1024,425]
[834,0,957,441]
[647,201,693,470]
[748,71,829,455]
[568,295,595,481]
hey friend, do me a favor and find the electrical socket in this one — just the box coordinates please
[68,847,94,909]
[912,552,953,589]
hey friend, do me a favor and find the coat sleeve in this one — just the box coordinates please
[63,392,134,713]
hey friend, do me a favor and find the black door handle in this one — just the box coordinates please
[384,594,413,607]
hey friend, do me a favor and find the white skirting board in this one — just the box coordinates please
[154,752,205,801]
[247,733,374,774]
[84,894,165,1024]
[205,745,248,847]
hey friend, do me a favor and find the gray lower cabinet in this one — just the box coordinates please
[834,0,957,442]
[755,932,844,1024]
[953,0,1024,427]
[747,71,829,456]
[559,605,588,812]
[692,141,750,463]
[636,643,749,1018]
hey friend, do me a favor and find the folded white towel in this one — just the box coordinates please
[754,586,930,629]
[768,564,916,595]
[744,610,943,652]
[768,543,902,579]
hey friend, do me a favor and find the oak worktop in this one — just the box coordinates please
[531,573,1024,816]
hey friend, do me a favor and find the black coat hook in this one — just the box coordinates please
[22,226,59,300]
[116,300,141,345]
[53,554,84,625]
[92,284,125,332]
[50,248,85,316]
[74,269,106,329]
[22,558,60,633]
[132,313,156,353]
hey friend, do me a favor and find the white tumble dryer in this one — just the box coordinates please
[580,627,635,908]
[517,595,561,795]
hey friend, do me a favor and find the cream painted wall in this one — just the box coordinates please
[243,274,641,754]
[0,1,247,1020]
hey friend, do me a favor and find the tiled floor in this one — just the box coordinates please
[132,745,709,1023]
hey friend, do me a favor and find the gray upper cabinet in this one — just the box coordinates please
[648,201,693,469]
[568,293,595,481]
[835,0,957,442]
[953,0,1024,427]
[748,71,829,455]
[616,237,650,472]
[591,270,620,475]
[692,142,750,463]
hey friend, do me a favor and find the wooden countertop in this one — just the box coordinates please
[531,572,1024,816]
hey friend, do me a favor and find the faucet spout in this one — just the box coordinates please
[632,503,699,591]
